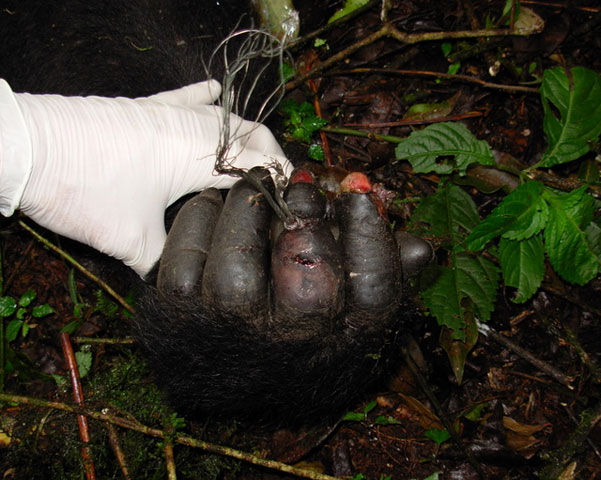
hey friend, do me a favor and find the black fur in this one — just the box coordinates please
[135,287,406,421]
[0,0,252,97]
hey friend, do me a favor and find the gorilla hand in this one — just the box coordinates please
[135,167,433,421]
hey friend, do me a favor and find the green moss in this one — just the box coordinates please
[3,352,240,479]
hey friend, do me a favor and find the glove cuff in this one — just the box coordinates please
[0,79,33,216]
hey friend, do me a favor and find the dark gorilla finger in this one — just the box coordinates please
[200,167,274,321]
[158,188,223,295]
[336,192,402,326]
[395,231,434,280]
[271,182,344,338]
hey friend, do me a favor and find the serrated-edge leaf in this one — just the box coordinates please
[75,350,93,379]
[467,181,548,250]
[585,221,601,258]
[455,253,499,322]
[409,182,481,243]
[395,122,495,175]
[421,252,499,340]
[6,319,23,342]
[540,67,601,167]
[32,304,55,318]
[0,296,17,317]
[499,235,545,303]
[18,289,36,307]
[543,187,600,284]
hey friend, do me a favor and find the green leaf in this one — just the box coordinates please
[32,304,55,318]
[467,181,549,250]
[543,187,600,284]
[374,415,401,425]
[342,411,367,422]
[409,182,481,244]
[447,62,461,75]
[424,428,451,444]
[540,67,601,167]
[280,62,296,82]
[328,0,369,23]
[75,350,93,378]
[395,122,495,175]
[421,253,499,341]
[343,400,377,422]
[499,235,545,303]
[6,319,23,342]
[93,290,119,318]
[464,402,488,421]
[18,289,36,307]
[586,221,601,258]
[307,144,325,161]
[16,307,27,320]
[502,0,519,23]
[363,400,377,414]
[61,319,84,335]
[441,42,452,57]
[440,311,478,384]
[0,296,17,317]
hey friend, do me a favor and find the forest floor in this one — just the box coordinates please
[2,1,601,479]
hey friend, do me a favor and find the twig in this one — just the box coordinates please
[60,332,97,480]
[520,1,600,14]
[164,429,177,480]
[18,220,135,315]
[527,169,601,199]
[72,337,135,345]
[0,392,342,480]
[326,67,539,94]
[343,111,484,128]
[477,323,575,389]
[286,22,543,91]
[106,423,132,480]
[321,125,406,143]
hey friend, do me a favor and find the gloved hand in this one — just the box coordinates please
[0,79,292,276]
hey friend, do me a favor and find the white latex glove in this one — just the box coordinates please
[0,79,292,276]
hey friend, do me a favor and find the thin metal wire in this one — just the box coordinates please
[203,27,295,222]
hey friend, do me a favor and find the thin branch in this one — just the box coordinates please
[72,337,135,345]
[343,111,484,128]
[106,423,132,480]
[60,332,96,480]
[0,393,342,480]
[477,323,575,389]
[325,67,539,93]
[321,125,406,143]
[18,220,135,315]
[286,22,543,91]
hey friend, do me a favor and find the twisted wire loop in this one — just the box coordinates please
[205,26,296,222]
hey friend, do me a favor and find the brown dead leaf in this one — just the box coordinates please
[503,416,550,435]
[399,394,444,431]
